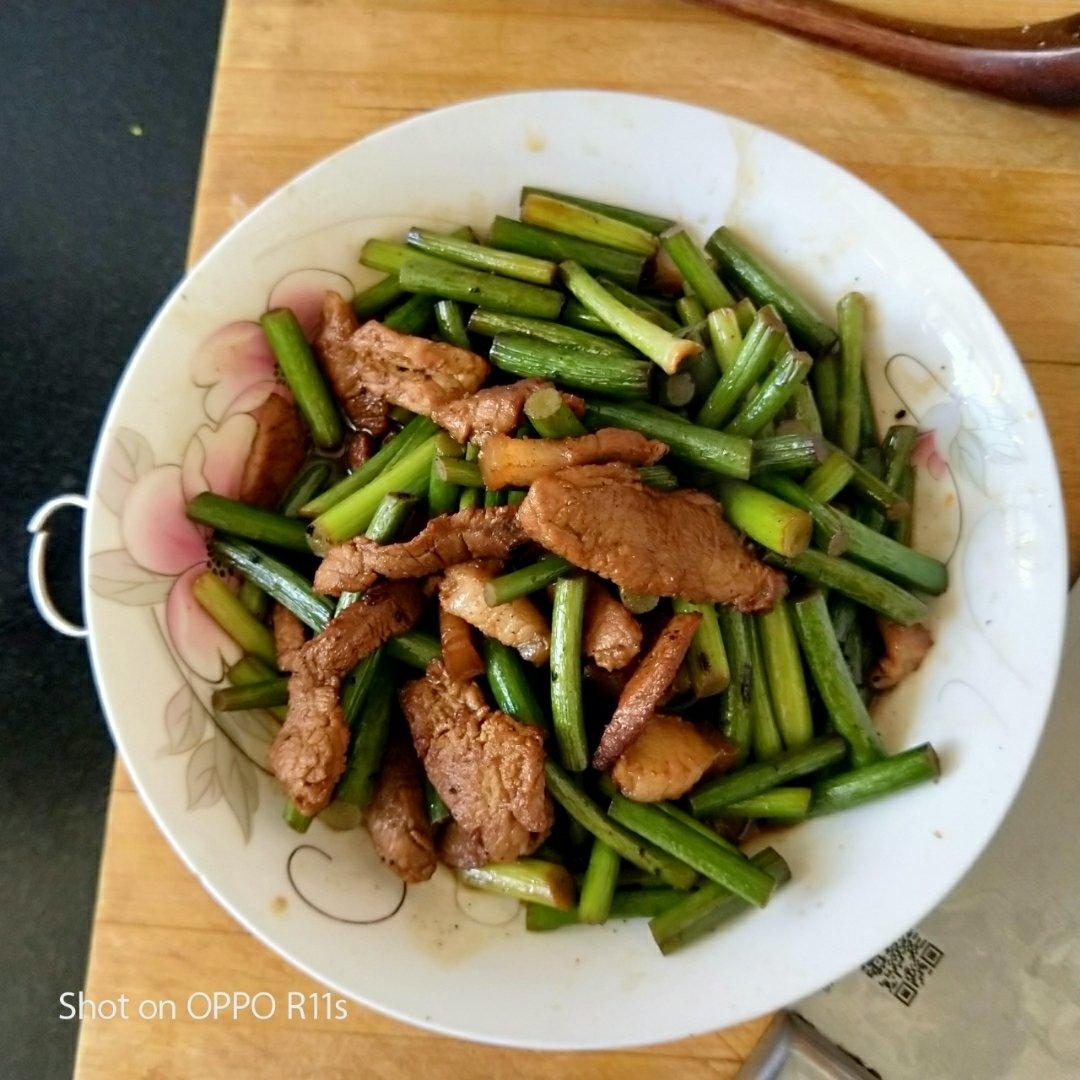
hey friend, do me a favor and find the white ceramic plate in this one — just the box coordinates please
[78,91,1067,1049]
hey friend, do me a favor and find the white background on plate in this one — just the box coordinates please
[84,92,1064,1049]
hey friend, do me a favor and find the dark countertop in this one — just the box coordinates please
[0,2,222,1074]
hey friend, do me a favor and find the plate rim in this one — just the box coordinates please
[80,88,1070,1050]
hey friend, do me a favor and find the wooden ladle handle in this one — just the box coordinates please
[693,0,1080,106]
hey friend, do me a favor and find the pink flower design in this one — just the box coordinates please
[105,268,355,681]
[911,430,949,481]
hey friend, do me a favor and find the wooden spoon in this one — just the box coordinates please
[692,0,1080,105]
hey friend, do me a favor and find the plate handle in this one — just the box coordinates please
[27,494,90,639]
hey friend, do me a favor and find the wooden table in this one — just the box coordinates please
[76,1,1079,1075]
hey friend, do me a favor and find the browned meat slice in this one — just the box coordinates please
[438,820,491,869]
[439,819,547,870]
[298,580,424,683]
[345,431,374,470]
[269,581,424,816]
[269,672,349,816]
[479,428,667,490]
[430,379,584,444]
[272,603,307,673]
[582,583,642,671]
[314,505,526,595]
[611,713,733,802]
[237,394,309,508]
[593,612,702,771]
[313,291,391,436]
[438,607,485,683]
[871,618,933,689]
[335,320,489,418]
[401,661,553,864]
[439,562,551,665]
[364,735,437,883]
[517,463,786,611]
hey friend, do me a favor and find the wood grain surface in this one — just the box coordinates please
[76,1,1079,1076]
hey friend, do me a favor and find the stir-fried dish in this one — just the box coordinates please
[190,187,947,954]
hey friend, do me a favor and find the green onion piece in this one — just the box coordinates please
[191,571,277,665]
[212,537,333,632]
[488,215,646,290]
[352,274,406,319]
[836,292,865,458]
[673,599,730,698]
[483,638,548,728]
[524,386,589,437]
[433,299,472,349]
[227,655,285,722]
[803,451,855,503]
[459,859,576,910]
[309,435,438,549]
[689,735,848,815]
[484,555,572,606]
[238,578,270,620]
[211,677,289,713]
[468,307,634,358]
[789,382,824,436]
[520,187,675,235]
[560,261,702,375]
[758,599,813,751]
[385,631,440,670]
[649,847,791,955]
[715,480,812,556]
[436,456,484,488]
[584,399,752,479]
[186,492,310,553]
[716,608,753,765]
[706,227,837,355]
[751,432,827,475]
[381,293,436,334]
[719,787,811,820]
[283,801,312,833]
[407,227,557,285]
[399,253,564,319]
[618,588,660,615]
[550,575,589,771]
[696,306,786,429]
[300,416,439,518]
[491,333,652,400]
[660,230,735,311]
[769,549,929,625]
[748,617,783,761]
[791,590,885,766]
[428,432,464,516]
[521,192,658,256]
[707,308,743,375]
[458,443,481,510]
[544,761,697,890]
[724,349,813,438]
[607,795,776,907]
[810,744,939,815]
[578,839,621,924]
[337,676,396,809]
[260,308,344,450]
[597,278,681,332]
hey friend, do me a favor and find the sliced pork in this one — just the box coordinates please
[237,394,309,508]
[611,713,734,802]
[439,561,551,665]
[401,661,553,864]
[364,735,437,883]
[313,291,391,436]
[268,581,424,816]
[314,505,526,596]
[479,428,667,489]
[593,611,702,771]
[582,583,643,671]
[871,618,933,689]
[430,378,583,445]
[272,604,307,673]
[517,463,786,611]
[332,318,489,419]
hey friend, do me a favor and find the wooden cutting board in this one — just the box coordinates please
[75,1,1080,1075]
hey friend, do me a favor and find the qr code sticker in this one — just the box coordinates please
[862,930,944,1006]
